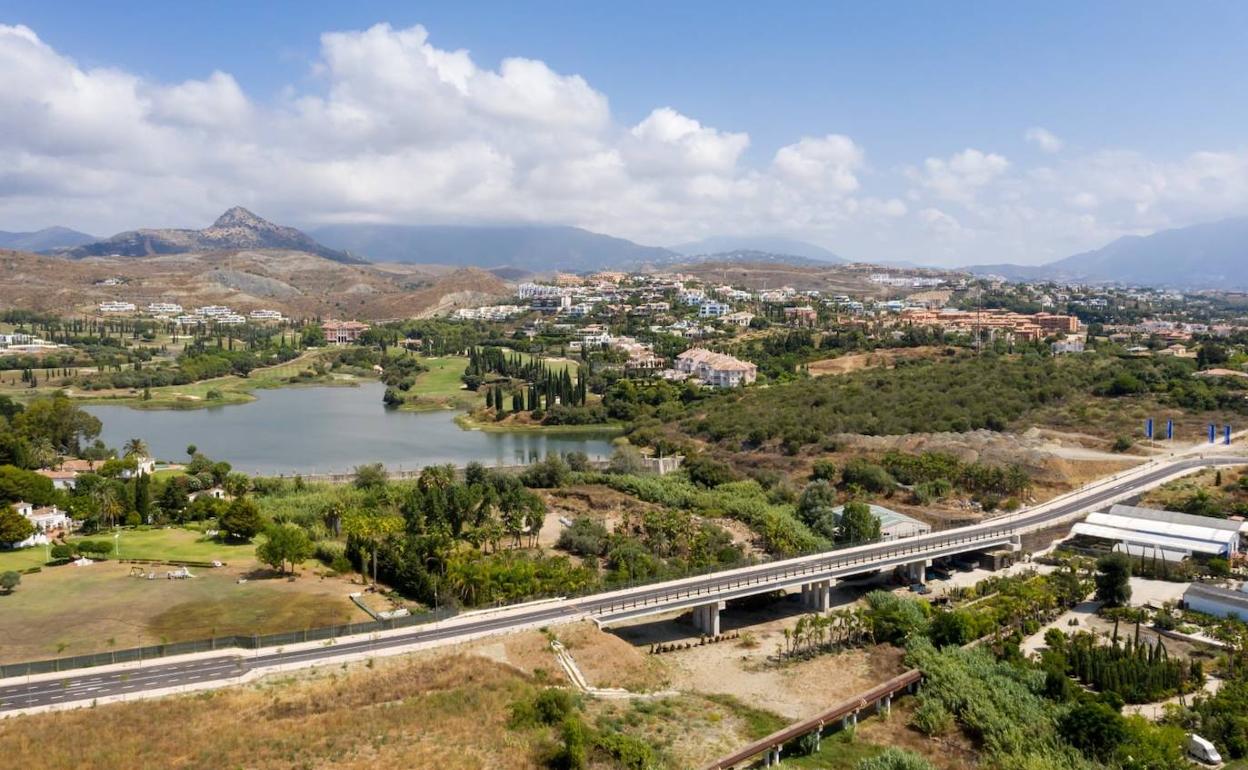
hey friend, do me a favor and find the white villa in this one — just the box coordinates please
[6,501,72,548]
[673,348,758,388]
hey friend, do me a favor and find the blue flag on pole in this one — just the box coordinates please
[1167,420,1174,440]
[1210,424,1217,443]
[1146,418,1154,440]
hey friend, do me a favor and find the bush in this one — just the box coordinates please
[556,518,609,557]
[684,454,737,488]
[841,458,896,494]
[909,696,954,737]
[855,748,936,770]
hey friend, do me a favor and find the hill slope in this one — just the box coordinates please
[671,235,844,262]
[311,223,676,271]
[0,248,506,320]
[0,226,96,251]
[67,207,363,264]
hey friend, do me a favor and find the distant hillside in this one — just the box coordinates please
[0,247,506,320]
[311,223,676,271]
[0,226,96,251]
[671,235,844,262]
[965,216,1248,289]
[677,249,838,268]
[68,207,363,264]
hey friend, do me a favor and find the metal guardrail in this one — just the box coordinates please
[0,606,457,679]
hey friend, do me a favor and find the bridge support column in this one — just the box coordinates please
[877,694,891,716]
[905,560,930,585]
[800,579,832,611]
[692,601,721,636]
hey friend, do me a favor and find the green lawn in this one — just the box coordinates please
[69,527,257,564]
[0,546,55,573]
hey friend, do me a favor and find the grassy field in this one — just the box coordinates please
[0,655,550,769]
[4,349,353,410]
[72,527,258,563]
[398,355,478,411]
[397,353,584,414]
[0,527,367,662]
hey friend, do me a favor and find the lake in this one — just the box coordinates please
[86,382,617,476]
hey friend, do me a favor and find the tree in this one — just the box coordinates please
[256,524,313,575]
[929,608,976,647]
[0,505,35,545]
[343,511,405,584]
[122,437,148,458]
[1058,701,1127,761]
[0,465,57,505]
[133,472,151,521]
[838,500,882,544]
[0,571,20,594]
[1095,552,1132,607]
[219,497,264,542]
[684,454,736,488]
[222,472,251,498]
[353,463,388,490]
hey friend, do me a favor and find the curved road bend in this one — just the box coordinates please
[1,454,1242,714]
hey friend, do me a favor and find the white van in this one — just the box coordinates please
[1187,734,1223,766]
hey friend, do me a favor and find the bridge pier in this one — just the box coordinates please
[903,560,930,585]
[877,694,891,716]
[800,579,832,612]
[692,601,722,636]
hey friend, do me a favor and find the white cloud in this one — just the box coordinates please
[911,148,1009,203]
[1024,127,1063,154]
[6,22,1248,267]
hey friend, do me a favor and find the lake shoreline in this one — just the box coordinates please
[86,382,616,476]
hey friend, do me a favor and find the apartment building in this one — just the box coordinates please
[673,348,758,388]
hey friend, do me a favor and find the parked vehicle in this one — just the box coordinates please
[1187,733,1223,765]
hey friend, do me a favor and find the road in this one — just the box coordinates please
[1,452,1242,714]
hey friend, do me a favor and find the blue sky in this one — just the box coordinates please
[3,1,1248,264]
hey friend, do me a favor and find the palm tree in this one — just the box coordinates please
[122,438,149,459]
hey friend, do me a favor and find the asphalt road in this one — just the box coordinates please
[1,454,1239,714]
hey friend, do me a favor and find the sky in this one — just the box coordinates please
[3,1,1248,266]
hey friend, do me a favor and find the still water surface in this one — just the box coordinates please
[87,382,616,475]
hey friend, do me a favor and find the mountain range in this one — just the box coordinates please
[311,223,676,271]
[0,226,96,251]
[65,207,363,264]
[966,216,1248,289]
[670,235,844,262]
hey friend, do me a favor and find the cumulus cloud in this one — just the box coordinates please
[5,21,1248,266]
[1024,127,1063,154]
[912,149,1010,203]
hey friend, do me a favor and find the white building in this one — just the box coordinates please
[249,309,285,321]
[1183,583,1248,620]
[673,348,757,388]
[147,302,183,315]
[1070,504,1245,562]
[723,311,755,327]
[195,305,234,317]
[6,501,72,548]
[98,301,136,313]
[698,301,732,318]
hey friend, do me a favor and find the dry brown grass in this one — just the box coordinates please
[0,655,544,770]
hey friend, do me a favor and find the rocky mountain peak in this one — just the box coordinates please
[211,206,270,230]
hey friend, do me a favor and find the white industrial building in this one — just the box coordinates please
[1183,582,1248,620]
[829,503,931,541]
[1070,504,1245,562]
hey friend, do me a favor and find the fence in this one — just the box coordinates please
[0,606,458,679]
